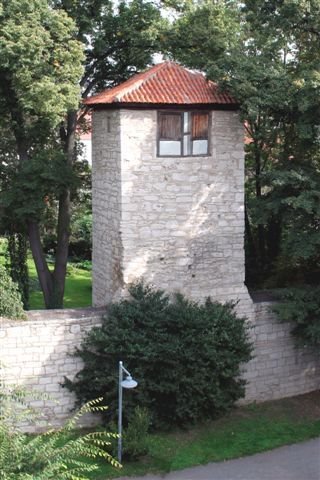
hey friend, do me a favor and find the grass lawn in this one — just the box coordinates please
[28,258,92,309]
[86,391,320,479]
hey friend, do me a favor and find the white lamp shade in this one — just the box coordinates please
[121,375,138,389]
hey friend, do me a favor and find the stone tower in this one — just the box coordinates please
[86,62,253,315]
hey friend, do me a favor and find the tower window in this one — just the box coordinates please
[158,111,209,157]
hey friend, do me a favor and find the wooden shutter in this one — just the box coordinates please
[159,113,182,140]
[192,113,209,140]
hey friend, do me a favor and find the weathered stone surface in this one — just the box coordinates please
[242,302,320,403]
[0,309,103,431]
[92,108,253,317]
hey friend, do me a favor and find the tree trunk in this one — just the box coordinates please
[28,220,54,308]
[52,110,78,307]
[245,203,256,258]
[52,189,71,307]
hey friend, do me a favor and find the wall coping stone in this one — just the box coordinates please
[0,307,106,326]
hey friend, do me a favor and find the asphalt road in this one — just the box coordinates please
[117,437,320,480]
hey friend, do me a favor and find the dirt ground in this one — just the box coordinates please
[271,390,320,420]
[236,390,320,422]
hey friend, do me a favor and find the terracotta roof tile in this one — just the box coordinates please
[85,62,237,106]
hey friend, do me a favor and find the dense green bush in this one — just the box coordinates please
[273,286,320,347]
[0,265,26,319]
[0,383,120,479]
[66,283,253,429]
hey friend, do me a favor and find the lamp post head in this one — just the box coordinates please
[121,375,138,389]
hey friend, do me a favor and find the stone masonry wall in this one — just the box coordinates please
[92,110,122,306]
[243,302,320,402]
[0,309,103,432]
[0,304,319,432]
[92,107,253,317]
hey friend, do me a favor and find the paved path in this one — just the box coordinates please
[118,438,320,480]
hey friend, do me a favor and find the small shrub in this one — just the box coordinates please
[273,286,320,347]
[66,283,253,429]
[68,259,92,271]
[123,407,151,459]
[0,382,120,479]
[0,265,26,319]
[108,406,151,460]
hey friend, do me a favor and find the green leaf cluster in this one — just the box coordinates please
[66,283,253,429]
[273,286,320,347]
[1,150,77,225]
[0,383,121,479]
[0,0,84,127]
[0,265,26,319]
[6,234,29,309]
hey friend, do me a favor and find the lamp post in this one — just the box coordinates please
[118,361,138,463]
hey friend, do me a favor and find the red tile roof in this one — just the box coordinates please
[85,62,237,107]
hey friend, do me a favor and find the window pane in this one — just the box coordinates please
[159,140,181,156]
[192,113,209,140]
[159,114,182,140]
[183,112,190,133]
[192,140,208,155]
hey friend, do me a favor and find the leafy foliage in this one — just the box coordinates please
[0,0,84,308]
[69,213,92,260]
[108,405,151,460]
[0,265,26,319]
[6,234,29,309]
[123,406,151,460]
[167,0,320,289]
[0,0,83,125]
[273,286,320,347]
[66,283,253,429]
[0,383,121,479]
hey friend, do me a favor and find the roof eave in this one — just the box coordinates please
[86,101,240,111]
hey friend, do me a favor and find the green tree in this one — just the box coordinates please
[0,0,164,308]
[0,0,84,307]
[167,0,320,287]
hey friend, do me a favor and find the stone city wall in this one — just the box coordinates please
[0,308,103,432]
[243,302,320,402]
[0,303,319,432]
